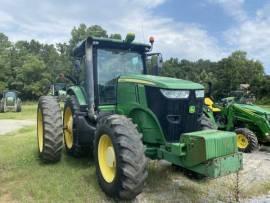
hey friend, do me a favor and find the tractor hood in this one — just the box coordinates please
[234,103,270,116]
[118,75,204,90]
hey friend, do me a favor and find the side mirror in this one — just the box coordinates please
[146,53,163,76]
[152,53,163,75]
[157,54,163,72]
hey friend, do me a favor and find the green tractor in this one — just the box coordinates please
[37,34,242,200]
[204,85,269,153]
[0,90,22,113]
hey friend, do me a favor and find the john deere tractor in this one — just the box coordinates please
[204,85,270,153]
[37,34,242,200]
[0,90,22,112]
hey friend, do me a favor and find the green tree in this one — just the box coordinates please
[110,33,122,40]
[15,55,50,99]
[69,24,108,49]
[215,51,264,98]
[0,33,12,91]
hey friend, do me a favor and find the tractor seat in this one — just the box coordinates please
[204,97,221,112]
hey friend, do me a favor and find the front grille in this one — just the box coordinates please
[6,97,15,106]
[145,86,203,142]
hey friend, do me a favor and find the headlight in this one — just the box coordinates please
[160,89,190,99]
[195,90,204,98]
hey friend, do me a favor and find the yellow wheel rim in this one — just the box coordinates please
[64,107,73,149]
[98,134,116,183]
[37,108,44,152]
[237,134,249,149]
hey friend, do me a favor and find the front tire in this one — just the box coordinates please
[37,96,63,162]
[63,96,89,157]
[200,113,217,130]
[94,115,148,200]
[236,128,258,153]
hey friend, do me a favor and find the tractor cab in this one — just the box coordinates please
[71,34,161,112]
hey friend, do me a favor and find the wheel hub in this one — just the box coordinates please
[64,107,73,149]
[98,134,116,183]
[105,146,115,167]
[237,134,249,149]
[37,108,43,152]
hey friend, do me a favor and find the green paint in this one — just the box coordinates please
[180,130,237,167]
[189,105,196,114]
[67,86,87,105]
[116,81,165,144]
[187,152,243,178]
[119,75,204,90]
[98,105,116,112]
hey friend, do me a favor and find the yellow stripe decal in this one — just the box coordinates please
[118,78,156,86]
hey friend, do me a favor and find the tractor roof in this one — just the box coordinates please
[3,90,19,94]
[73,36,151,58]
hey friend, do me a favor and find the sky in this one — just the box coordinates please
[1,0,270,73]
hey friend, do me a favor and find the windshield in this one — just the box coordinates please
[97,49,144,104]
[5,92,16,98]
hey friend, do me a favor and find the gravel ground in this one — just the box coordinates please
[137,149,270,202]
[241,148,270,203]
[0,119,35,135]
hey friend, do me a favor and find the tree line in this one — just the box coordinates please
[0,24,269,102]
[162,53,270,103]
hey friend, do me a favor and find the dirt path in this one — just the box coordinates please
[0,119,35,135]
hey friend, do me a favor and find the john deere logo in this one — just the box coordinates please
[189,105,196,113]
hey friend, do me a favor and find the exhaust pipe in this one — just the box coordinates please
[85,40,96,121]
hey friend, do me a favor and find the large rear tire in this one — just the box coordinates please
[37,96,63,162]
[94,115,148,200]
[236,128,258,153]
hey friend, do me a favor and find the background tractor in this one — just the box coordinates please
[204,83,270,153]
[0,90,22,113]
[36,34,243,200]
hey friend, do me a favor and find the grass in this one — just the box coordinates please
[0,104,37,120]
[0,126,108,202]
[0,104,109,202]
